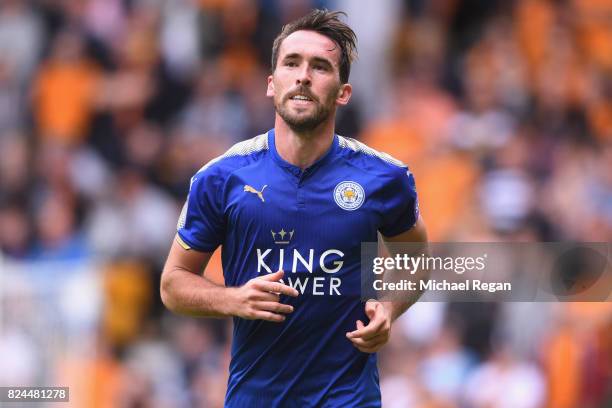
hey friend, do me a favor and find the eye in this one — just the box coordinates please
[313,63,332,72]
[285,61,297,67]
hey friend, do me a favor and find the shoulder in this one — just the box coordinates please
[337,135,410,178]
[192,133,269,182]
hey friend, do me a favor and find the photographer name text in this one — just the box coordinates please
[373,279,512,293]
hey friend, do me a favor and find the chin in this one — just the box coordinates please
[286,117,323,132]
[288,121,319,132]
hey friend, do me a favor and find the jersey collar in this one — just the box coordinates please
[268,128,339,178]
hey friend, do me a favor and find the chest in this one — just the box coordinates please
[223,164,382,255]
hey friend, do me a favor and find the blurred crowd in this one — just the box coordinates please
[0,0,610,407]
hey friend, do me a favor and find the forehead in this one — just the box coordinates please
[278,30,341,65]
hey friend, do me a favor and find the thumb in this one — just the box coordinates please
[260,270,284,281]
[365,301,378,320]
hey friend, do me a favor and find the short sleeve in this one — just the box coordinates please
[176,168,226,252]
[379,168,419,237]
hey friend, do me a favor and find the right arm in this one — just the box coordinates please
[160,236,298,322]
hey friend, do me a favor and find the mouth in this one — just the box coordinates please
[287,92,316,104]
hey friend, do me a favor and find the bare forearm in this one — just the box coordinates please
[381,217,429,322]
[160,268,236,318]
[161,239,299,322]
[382,294,420,322]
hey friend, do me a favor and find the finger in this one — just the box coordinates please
[252,291,280,302]
[254,301,294,314]
[252,310,286,322]
[351,337,387,353]
[347,317,385,340]
[353,325,386,341]
[349,319,385,340]
[258,270,285,281]
[347,320,365,338]
[348,331,387,344]
[365,301,379,319]
[345,320,365,338]
[255,280,299,297]
[347,333,387,348]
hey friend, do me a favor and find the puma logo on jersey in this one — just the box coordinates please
[244,184,267,202]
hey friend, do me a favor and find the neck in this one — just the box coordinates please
[274,115,336,169]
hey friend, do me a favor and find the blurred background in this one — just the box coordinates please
[0,0,610,407]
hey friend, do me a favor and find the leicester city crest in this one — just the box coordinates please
[334,181,365,211]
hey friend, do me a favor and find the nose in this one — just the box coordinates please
[296,65,312,87]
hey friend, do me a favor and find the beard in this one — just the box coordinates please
[274,86,338,133]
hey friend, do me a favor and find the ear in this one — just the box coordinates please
[336,83,352,106]
[266,75,275,98]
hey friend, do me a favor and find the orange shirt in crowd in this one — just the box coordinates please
[544,326,582,408]
[410,153,478,241]
[56,351,122,408]
[33,60,101,145]
[515,0,555,80]
[102,261,152,348]
[361,120,476,241]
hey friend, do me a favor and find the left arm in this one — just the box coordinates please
[379,216,428,320]
[346,216,428,353]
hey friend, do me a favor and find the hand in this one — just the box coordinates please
[346,300,392,353]
[229,270,299,322]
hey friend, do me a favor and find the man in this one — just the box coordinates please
[161,9,427,407]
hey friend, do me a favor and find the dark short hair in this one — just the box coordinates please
[271,9,357,84]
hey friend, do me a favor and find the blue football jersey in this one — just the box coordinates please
[177,129,419,407]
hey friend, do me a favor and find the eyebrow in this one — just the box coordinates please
[283,53,334,68]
